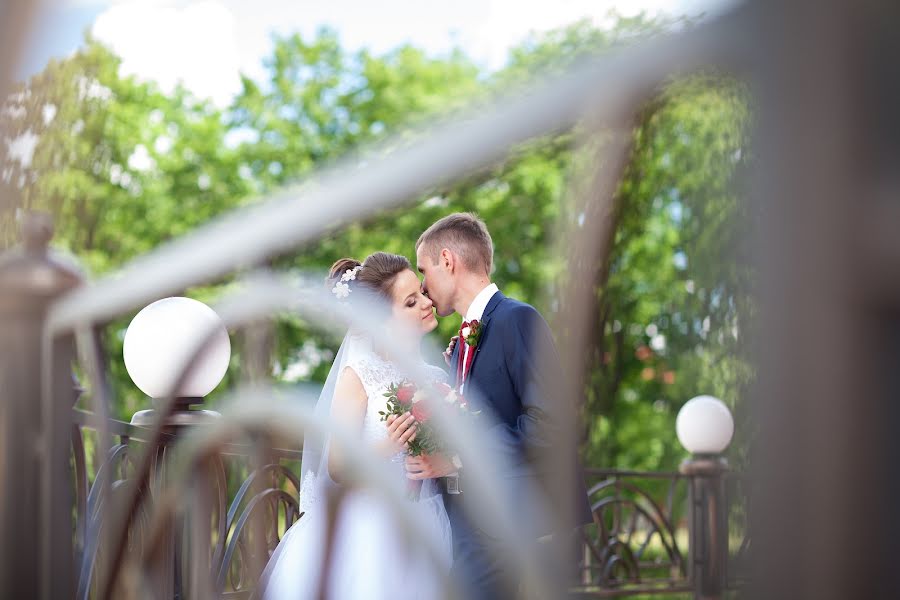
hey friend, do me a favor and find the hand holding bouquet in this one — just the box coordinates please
[379,380,474,457]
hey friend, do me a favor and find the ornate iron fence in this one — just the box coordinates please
[71,409,303,599]
[68,403,748,599]
[577,469,748,598]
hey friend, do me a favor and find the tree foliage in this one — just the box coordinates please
[0,15,753,470]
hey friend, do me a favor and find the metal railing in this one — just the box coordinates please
[68,407,746,599]
[71,408,303,599]
[7,0,900,598]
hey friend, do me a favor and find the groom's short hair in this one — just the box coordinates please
[416,212,493,276]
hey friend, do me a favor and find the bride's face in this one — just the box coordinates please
[390,269,438,336]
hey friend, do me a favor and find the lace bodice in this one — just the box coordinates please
[344,338,448,446]
[297,336,447,513]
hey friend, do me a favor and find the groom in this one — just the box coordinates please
[406,212,592,597]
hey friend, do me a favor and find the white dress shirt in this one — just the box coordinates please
[459,283,499,393]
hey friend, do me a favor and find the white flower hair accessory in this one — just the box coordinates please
[332,265,363,300]
[342,266,362,282]
[332,281,350,299]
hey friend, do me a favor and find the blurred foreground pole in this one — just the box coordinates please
[0,214,81,598]
[752,1,900,598]
[2,3,81,597]
[0,0,39,102]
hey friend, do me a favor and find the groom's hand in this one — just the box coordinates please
[405,454,456,480]
[442,336,459,367]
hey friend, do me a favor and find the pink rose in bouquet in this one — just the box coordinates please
[379,380,475,457]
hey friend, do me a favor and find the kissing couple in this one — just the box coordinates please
[262,212,591,599]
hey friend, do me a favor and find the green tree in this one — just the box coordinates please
[0,36,252,271]
[228,28,481,189]
[583,76,753,470]
[0,37,254,417]
[1,18,754,471]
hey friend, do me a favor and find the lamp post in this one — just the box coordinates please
[677,395,734,600]
[124,296,230,427]
[123,296,230,598]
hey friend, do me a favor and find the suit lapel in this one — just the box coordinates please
[465,292,505,382]
[450,335,463,388]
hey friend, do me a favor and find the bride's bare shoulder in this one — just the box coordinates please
[334,366,366,405]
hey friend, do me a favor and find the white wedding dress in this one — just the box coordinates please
[263,337,453,600]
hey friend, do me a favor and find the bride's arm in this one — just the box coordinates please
[327,367,416,482]
[327,367,369,483]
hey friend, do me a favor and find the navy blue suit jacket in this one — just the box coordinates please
[449,291,592,536]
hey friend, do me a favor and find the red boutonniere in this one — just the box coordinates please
[461,319,482,347]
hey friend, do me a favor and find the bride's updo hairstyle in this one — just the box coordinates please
[327,252,411,314]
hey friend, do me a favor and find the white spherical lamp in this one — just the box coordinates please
[124,297,230,399]
[676,395,734,455]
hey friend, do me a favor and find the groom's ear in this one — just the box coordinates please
[440,248,453,271]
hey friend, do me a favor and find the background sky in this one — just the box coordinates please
[22,0,737,106]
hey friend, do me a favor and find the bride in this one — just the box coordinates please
[262,252,453,599]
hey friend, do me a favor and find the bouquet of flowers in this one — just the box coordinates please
[378,380,474,457]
